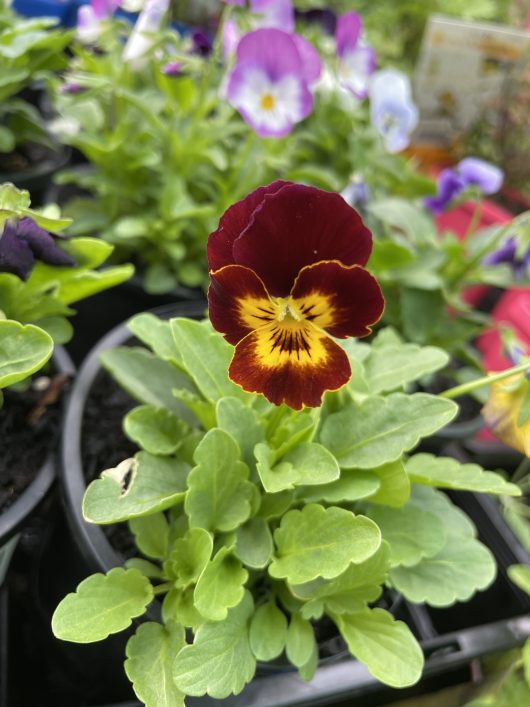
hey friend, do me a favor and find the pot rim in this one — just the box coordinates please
[59,301,206,574]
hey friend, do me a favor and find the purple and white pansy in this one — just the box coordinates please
[369,69,419,153]
[226,28,320,137]
[424,157,504,213]
[77,0,120,43]
[335,12,376,99]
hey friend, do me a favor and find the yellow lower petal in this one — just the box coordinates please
[482,375,530,456]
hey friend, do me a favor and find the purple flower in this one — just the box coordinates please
[77,0,120,43]
[192,30,213,57]
[162,61,183,76]
[335,12,375,100]
[227,28,315,137]
[223,0,245,5]
[483,237,530,279]
[424,158,504,213]
[222,18,241,57]
[60,81,85,94]
[369,69,418,153]
[250,0,295,32]
[0,218,75,281]
[341,177,369,210]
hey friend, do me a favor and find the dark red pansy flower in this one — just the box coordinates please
[207,181,384,409]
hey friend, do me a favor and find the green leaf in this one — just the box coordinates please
[297,469,380,503]
[194,548,248,621]
[124,559,163,579]
[367,506,446,567]
[368,198,436,243]
[170,319,245,401]
[100,347,195,416]
[249,601,287,661]
[258,490,294,519]
[255,442,340,493]
[292,542,390,618]
[51,568,153,643]
[406,454,521,496]
[129,513,169,560]
[286,614,316,668]
[508,565,530,597]
[269,504,381,584]
[128,313,181,364]
[364,343,449,394]
[0,320,53,388]
[235,517,273,569]
[173,592,256,698]
[390,536,495,606]
[524,640,530,687]
[124,405,188,456]
[185,429,254,532]
[335,607,423,688]
[407,486,476,539]
[518,384,530,427]
[83,453,189,523]
[320,393,457,469]
[367,460,410,508]
[216,397,265,469]
[125,622,186,707]
[166,527,213,588]
[298,643,319,682]
[163,587,203,630]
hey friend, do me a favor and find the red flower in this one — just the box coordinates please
[207,181,384,409]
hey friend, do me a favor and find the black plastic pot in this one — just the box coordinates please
[47,307,530,705]
[0,345,74,567]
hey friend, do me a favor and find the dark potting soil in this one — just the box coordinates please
[0,374,68,512]
[81,368,138,558]
[0,143,51,175]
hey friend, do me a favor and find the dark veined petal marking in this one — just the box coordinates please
[290,260,384,338]
[208,264,275,345]
[228,319,351,409]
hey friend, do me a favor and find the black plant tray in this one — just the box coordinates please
[7,491,530,707]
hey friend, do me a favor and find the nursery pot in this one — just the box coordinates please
[0,345,74,584]
[0,143,71,207]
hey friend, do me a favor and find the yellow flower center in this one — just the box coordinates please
[260,93,275,111]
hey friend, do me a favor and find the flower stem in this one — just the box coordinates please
[153,581,173,595]
[512,456,530,484]
[440,361,530,399]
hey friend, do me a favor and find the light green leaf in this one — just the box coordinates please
[258,490,294,519]
[185,429,254,532]
[367,505,446,567]
[166,527,213,588]
[269,408,317,458]
[100,347,195,416]
[364,344,449,394]
[406,486,476,539]
[249,601,287,661]
[269,504,381,584]
[286,614,316,668]
[508,565,530,597]
[194,548,248,621]
[171,319,245,401]
[0,320,53,388]
[235,517,273,569]
[128,313,182,365]
[293,542,390,617]
[368,198,436,243]
[173,592,256,698]
[297,469,380,503]
[320,393,457,469]
[163,587,204,630]
[298,643,319,682]
[336,607,423,688]
[83,453,189,524]
[524,639,530,687]
[129,513,169,560]
[367,460,410,508]
[255,442,340,493]
[390,536,496,606]
[125,622,186,707]
[124,559,163,579]
[51,568,153,643]
[124,405,188,456]
[216,397,265,468]
[406,454,521,496]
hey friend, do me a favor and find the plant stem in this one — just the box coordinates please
[512,456,530,484]
[440,361,530,399]
[153,581,173,595]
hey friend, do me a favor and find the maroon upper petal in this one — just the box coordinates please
[231,183,372,297]
[207,180,291,272]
